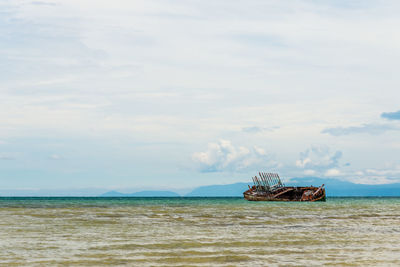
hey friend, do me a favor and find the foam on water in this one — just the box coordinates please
[0,197,399,266]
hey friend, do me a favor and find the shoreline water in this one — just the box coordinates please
[1,197,399,266]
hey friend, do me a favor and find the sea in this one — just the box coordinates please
[0,197,399,266]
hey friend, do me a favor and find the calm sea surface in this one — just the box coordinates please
[0,197,399,266]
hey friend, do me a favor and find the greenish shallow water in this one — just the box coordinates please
[0,197,399,266]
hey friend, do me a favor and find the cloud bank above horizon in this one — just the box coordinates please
[1,0,400,189]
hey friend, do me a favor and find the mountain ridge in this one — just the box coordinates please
[99,178,400,197]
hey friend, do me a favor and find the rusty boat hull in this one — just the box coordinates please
[243,186,326,202]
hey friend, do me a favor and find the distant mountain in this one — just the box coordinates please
[100,190,180,197]
[98,178,400,197]
[288,177,400,197]
[185,183,249,197]
[184,178,400,197]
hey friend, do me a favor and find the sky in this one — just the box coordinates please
[1,0,400,193]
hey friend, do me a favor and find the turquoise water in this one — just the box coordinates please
[1,197,399,266]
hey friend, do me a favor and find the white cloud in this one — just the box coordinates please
[323,163,400,184]
[49,154,63,160]
[347,167,400,184]
[324,168,341,177]
[296,145,342,171]
[242,126,279,133]
[192,140,278,172]
[1,0,400,188]
[322,123,399,136]
[352,163,400,184]
[0,154,14,160]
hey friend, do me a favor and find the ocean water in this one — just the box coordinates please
[0,197,399,266]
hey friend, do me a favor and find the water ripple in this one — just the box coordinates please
[0,197,399,266]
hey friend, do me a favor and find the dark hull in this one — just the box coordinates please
[243,186,326,202]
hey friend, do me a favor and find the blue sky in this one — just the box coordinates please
[1,0,400,193]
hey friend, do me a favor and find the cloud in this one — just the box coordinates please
[231,33,286,47]
[305,162,400,184]
[381,110,400,120]
[0,154,14,160]
[242,126,279,133]
[30,1,57,6]
[296,160,400,184]
[296,145,342,172]
[192,140,279,172]
[48,154,63,160]
[347,163,400,184]
[321,123,398,136]
[2,0,400,189]
[324,168,341,177]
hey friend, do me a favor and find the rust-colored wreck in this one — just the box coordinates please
[243,172,326,202]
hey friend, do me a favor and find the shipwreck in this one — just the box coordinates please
[243,172,326,202]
